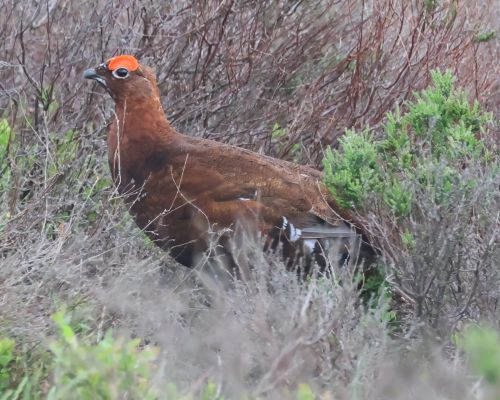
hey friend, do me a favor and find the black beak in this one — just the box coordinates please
[84,68,107,88]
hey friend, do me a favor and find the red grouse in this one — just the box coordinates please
[84,55,375,273]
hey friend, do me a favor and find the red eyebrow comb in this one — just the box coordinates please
[107,55,139,71]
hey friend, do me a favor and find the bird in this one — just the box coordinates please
[84,55,376,275]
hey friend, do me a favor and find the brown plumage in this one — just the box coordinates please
[84,55,375,271]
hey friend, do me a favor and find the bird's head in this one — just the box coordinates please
[84,55,160,103]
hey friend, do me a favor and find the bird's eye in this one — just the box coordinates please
[112,67,129,79]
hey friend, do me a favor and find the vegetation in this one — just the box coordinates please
[324,70,493,215]
[325,70,499,334]
[0,0,499,398]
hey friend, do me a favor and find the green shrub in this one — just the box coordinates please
[323,70,497,325]
[48,312,160,400]
[295,383,315,400]
[0,119,13,214]
[0,326,329,399]
[0,338,15,393]
[323,130,381,208]
[0,338,45,400]
[323,70,493,216]
[459,325,500,385]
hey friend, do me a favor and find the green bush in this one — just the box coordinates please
[0,313,249,399]
[323,70,498,326]
[323,70,494,217]
[0,338,15,393]
[0,337,46,400]
[47,312,160,400]
[459,325,500,385]
[0,119,14,217]
[323,130,381,208]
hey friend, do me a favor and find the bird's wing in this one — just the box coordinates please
[172,136,355,231]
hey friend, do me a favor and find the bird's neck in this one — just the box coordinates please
[112,95,177,145]
[107,96,180,188]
